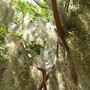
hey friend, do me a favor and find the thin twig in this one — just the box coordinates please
[33,0,48,9]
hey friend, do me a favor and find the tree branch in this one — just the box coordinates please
[37,67,47,90]
[51,0,69,52]
[38,65,55,90]
[33,0,48,9]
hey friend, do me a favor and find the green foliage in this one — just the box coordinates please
[13,31,22,37]
[17,1,27,12]
[0,45,8,60]
[26,41,44,55]
[30,44,43,55]
[0,26,6,34]
[0,25,8,59]
[26,34,29,42]
[11,0,52,26]
[16,0,36,14]
[0,26,7,44]
[13,17,21,24]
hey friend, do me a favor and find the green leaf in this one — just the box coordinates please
[26,41,44,55]
[0,26,6,35]
[14,31,22,37]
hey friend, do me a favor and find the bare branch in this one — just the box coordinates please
[33,0,48,9]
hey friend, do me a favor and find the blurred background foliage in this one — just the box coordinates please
[0,0,90,90]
